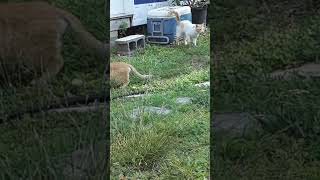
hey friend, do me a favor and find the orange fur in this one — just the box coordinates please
[0,2,108,85]
[110,62,152,88]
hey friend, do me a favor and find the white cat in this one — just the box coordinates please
[171,11,205,46]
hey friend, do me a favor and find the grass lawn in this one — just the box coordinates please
[110,32,210,178]
[0,0,107,179]
[212,1,320,179]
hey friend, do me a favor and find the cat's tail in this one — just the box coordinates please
[54,7,108,60]
[128,65,153,80]
[171,11,180,24]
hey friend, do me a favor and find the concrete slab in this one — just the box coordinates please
[176,97,192,105]
[212,112,262,138]
[130,106,172,119]
[115,35,145,43]
[270,63,320,80]
[195,81,210,88]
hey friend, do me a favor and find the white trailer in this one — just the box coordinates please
[110,0,172,46]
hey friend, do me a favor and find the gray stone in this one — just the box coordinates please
[195,81,210,88]
[212,112,262,138]
[270,63,320,80]
[176,97,192,105]
[48,105,103,113]
[125,93,149,98]
[130,106,172,119]
[71,78,83,86]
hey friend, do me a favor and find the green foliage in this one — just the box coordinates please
[110,32,210,178]
[0,0,107,179]
[119,21,128,30]
[212,0,320,178]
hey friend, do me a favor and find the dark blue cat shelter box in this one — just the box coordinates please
[147,6,192,44]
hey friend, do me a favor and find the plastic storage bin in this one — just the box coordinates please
[147,6,191,44]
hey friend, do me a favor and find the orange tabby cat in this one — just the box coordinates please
[110,62,152,88]
[0,2,108,85]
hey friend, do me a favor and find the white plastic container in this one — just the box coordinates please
[147,6,191,18]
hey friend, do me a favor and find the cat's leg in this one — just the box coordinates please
[176,30,181,45]
[193,38,197,46]
[120,71,130,88]
[177,37,180,45]
[184,36,188,45]
[120,81,129,88]
[30,40,64,85]
[185,35,191,45]
[31,53,64,85]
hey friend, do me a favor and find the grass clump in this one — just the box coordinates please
[110,32,210,179]
[211,0,320,178]
[0,0,107,179]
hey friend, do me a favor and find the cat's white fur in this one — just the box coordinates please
[171,11,205,46]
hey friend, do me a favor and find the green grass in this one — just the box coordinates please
[0,0,107,179]
[110,33,210,179]
[211,0,320,179]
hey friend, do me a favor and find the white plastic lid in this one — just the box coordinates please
[147,6,191,18]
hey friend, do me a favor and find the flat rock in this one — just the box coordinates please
[71,78,83,86]
[195,81,210,88]
[212,112,262,138]
[125,93,149,98]
[270,63,320,80]
[176,97,192,105]
[130,106,172,119]
[48,105,103,113]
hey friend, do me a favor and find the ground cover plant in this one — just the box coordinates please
[0,0,107,179]
[110,32,210,179]
[211,0,320,179]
